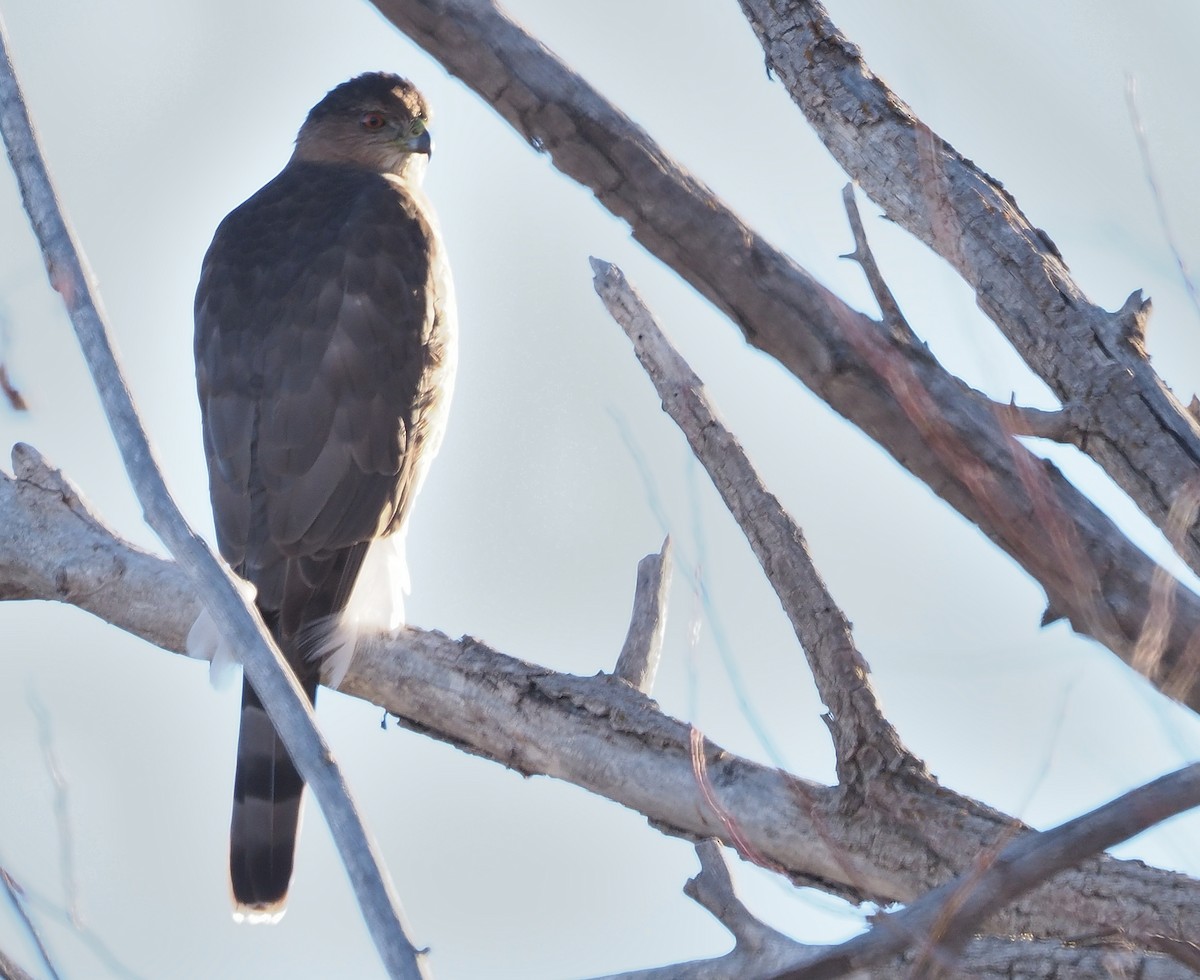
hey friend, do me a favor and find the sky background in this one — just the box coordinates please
[2,1,1200,977]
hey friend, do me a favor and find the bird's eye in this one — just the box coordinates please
[409,118,426,136]
[360,112,387,131]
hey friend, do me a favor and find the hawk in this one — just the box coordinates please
[192,73,456,921]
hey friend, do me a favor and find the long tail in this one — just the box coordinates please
[229,669,319,922]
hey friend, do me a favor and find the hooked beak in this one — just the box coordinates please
[405,129,433,157]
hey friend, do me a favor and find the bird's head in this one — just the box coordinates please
[292,72,434,182]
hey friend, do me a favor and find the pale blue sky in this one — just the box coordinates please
[2,1,1199,977]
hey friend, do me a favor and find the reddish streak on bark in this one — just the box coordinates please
[1138,479,1200,696]
[689,726,780,874]
[0,363,26,411]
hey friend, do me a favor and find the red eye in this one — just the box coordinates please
[360,112,386,131]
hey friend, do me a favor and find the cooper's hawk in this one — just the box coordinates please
[193,73,456,921]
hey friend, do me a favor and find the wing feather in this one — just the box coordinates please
[195,161,453,638]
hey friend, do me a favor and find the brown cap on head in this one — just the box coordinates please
[292,72,434,176]
[304,72,431,128]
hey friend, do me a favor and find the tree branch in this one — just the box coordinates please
[364,0,1200,712]
[0,948,36,980]
[597,842,1191,980]
[6,450,1200,953]
[0,865,58,980]
[0,35,423,978]
[775,764,1200,979]
[838,183,915,343]
[591,258,915,788]
[737,0,1200,578]
[613,537,673,693]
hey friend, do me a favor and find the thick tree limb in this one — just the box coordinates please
[0,35,422,978]
[6,452,1200,954]
[776,764,1200,978]
[364,0,1200,712]
[736,0,1200,578]
[592,261,1200,975]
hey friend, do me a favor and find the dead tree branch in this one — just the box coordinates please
[591,258,915,788]
[5,447,1200,954]
[775,764,1200,978]
[737,0,1200,578]
[613,537,673,693]
[364,0,1200,711]
[597,843,1190,980]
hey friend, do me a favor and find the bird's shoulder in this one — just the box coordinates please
[203,162,429,272]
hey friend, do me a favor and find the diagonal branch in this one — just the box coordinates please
[0,34,423,979]
[737,0,1200,577]
[598,842,1188,980]
[0,947,36,980]
[774,764,1200,979]
[7,448,1200,952]
[365,0,1200,712]
[0,864,59,980]
[591,258,916,787]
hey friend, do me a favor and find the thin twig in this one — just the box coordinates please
[0,31,425,979]
[0,362,25,411]
[27,689,81,927]
[684,840,795,952]
[613,537,672,693]
[1125,75,1200,324]
[0,864,59,980]
[839,183,915,341]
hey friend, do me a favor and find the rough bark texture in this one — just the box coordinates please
[365,0,1200,712]
[737,0,1200,578]
[592,258,915,789]
[8,2,1200,976]
[5,454,1200,956]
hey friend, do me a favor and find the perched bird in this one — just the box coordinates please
[192,72,456,921]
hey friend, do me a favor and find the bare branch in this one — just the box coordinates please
[0,35,423,978]
[7,450,1200,950]
[591,258,916,785]
[599,842,1191,979]
[0,948,36,980]
[685,840,794,952]
[0,865,59,980]
[614,537,673,694]
[366,0,1200,711]
[992,402,1081,446]
[774,764,1200,979]
[839,184,914,342]
[0,444,200,652]
[737,0,1200,576]
[28,691,81,928]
